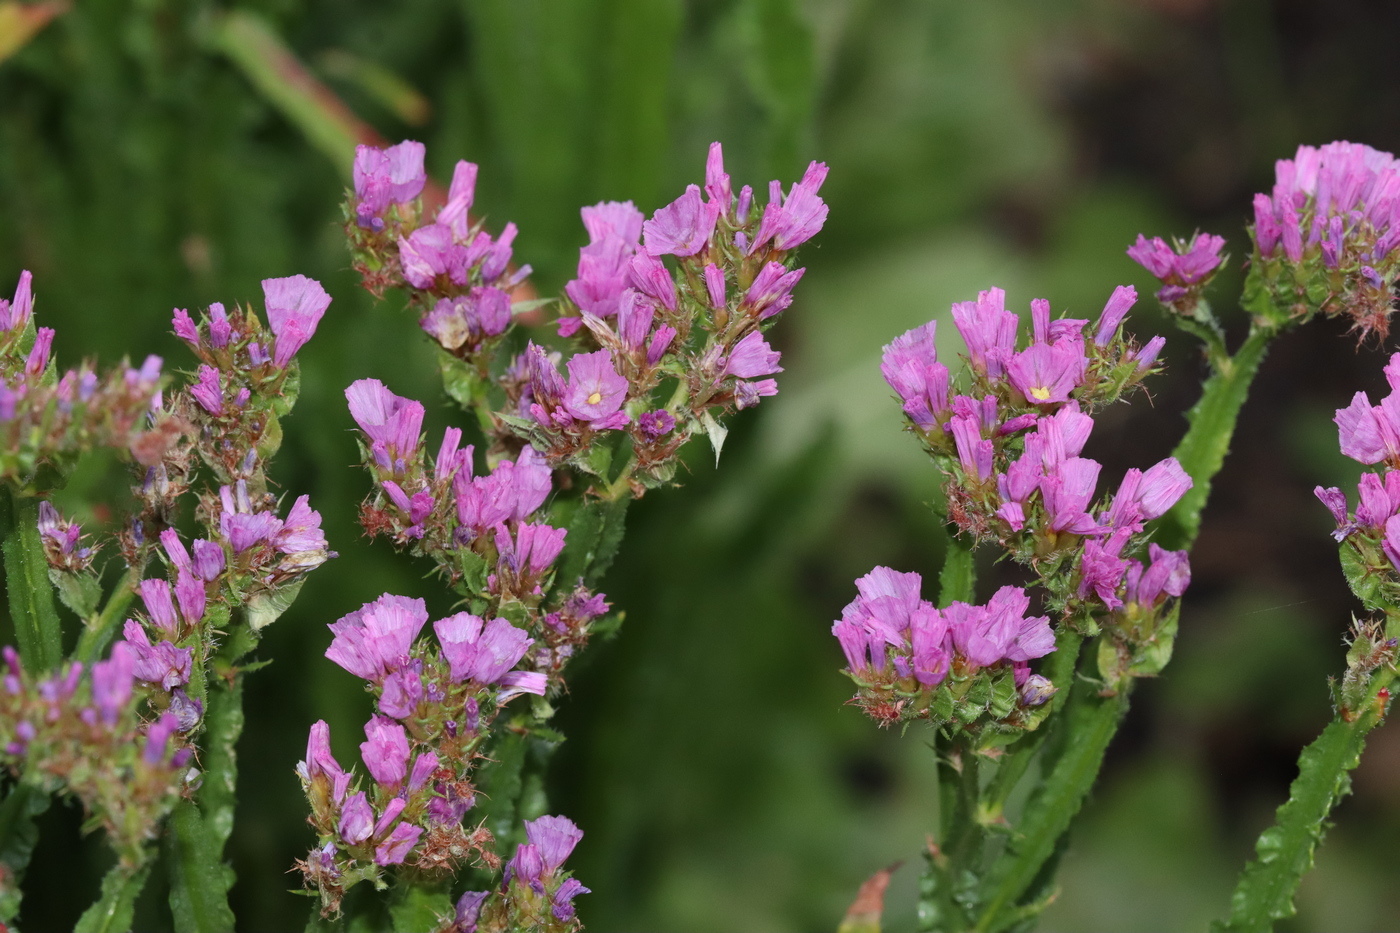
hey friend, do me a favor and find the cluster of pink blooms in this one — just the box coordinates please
[297,594,580,918]
[172,275,331,480]
[105,482,329,711]
[347,140,825,489]
[502,143,821,478]
[1249,141,1400,339]
[346,379,609,681]
[0,268,338,893]
[0,639,191,866]
[833,569,1055,727]
[335,140,826,922]
[843,283,1195,727]
[1127,232,1227,313]
[449,815,589,933]
[347,139,527,360]
[880,285,1185,558]
[0,271,169,485]
[1317,351,1400,577]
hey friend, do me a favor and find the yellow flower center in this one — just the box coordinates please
[1029,386,1051,401]
[587,391,603,405]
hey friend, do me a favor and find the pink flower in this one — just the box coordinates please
[325,594,429,683]
[951,288,1018,380]
[437,160,479,240]
[643,185,721,257]
[563,350,628,426]
[748,161,829,253]
[264,275,330,367]
[353,141,426,225]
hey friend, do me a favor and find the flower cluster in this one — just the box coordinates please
[833,569,1055,730]
[112,483,330,717]
[863,285,1193,707]
[0,641,192,867]
[172,275,330,481]
[345,140,527,365]
[1127,232,1227,315]
[1317,350,1400,602]
[297,594,556,916]
[1248,141,1400,340]
[344,140,825,493]
[0,271,172,488]
[347,380,610,682]
[881,286,1180,555]
[500,143,822,484]
[446,815,589,933]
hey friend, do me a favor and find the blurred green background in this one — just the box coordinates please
[3,0,1399,929]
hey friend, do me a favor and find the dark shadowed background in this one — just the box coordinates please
[2,1,1398,929]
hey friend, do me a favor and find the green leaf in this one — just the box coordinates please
[0,781,50,924]
[457,549,491,596]
[974,687,1129,933]
[578,439,613,480]
[270,363,301,419]
[937,533,975,608]
[473,726,562,852]
[388,881,452,933]
[165,799,237,933]
[438,352,488,415]
[550,496,631,592]
[50,566,103,620]
[1126,603,1180,678]
[74,859,154,933]
[246,578,306,631]
[1,488,64,673]
[199,674,246,855]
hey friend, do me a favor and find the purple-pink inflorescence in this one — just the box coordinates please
[1127,232,1227,312]
[838,281,1193,727]
[298,591,563,914]
[1248,141,1400,340]
[344,139,826,493]
[1317,351,1400,583]
[833,569,1055,728]
[0,639,193,866]
[0,272,173,485]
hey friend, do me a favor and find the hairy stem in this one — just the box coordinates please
[1157,322,1278,551]
[1215,667,1396,932]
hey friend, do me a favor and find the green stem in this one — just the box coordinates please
[164,798,236,932]
[74,566,139,664]
[973,683,1130,933]
[1,487,63,672]
[920,734,980,933]
[1157,323,1278,551]
[74,857,154,933]
[917,532,980,931]
[199,670,246,856]
[208,10,366,178]
[1215,668,1396,933]
[602,455,638,502]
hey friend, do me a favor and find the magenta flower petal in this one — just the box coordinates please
[644,184,721,256]
[563,350,628,423]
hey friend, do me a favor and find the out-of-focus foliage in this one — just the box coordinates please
[2,0,1398,930]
